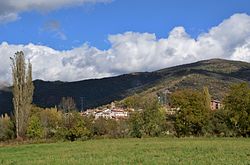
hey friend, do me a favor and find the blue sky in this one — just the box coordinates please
[0,0,250,83]
[1,0,250,50]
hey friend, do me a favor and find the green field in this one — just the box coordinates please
[0,138,250,165]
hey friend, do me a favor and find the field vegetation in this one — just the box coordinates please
[1,138,250,165]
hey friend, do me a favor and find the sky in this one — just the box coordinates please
[0,0,250,84]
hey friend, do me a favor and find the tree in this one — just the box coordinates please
[40,108,62,138]
[115,120,129,138]
[171,89,209,137]
[224,83,250,137]
[129,98,165,138]
[93,117,109,136]
[203,86,211,110]
[82,115,95,138]
[141,99,165,137]
[11,51,34,138]
[58,97,77,113]
[207,109,232,137]
[122,94,142,109]
[129,111,144,138]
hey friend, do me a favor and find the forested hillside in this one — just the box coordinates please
[1,58,250,115]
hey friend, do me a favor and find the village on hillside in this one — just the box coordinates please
[81,91,222,120]
[81,102,132,120]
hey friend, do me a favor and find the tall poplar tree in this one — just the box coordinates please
[11,51,34,138]
[203,86,211,110]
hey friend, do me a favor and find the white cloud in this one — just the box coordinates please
[0,13,20,24]
[0,0,112,23]
[231,39,250,61]
[0,13,250,84]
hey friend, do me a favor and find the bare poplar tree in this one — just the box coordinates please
[58,97,77,113]
[11,51,34,138]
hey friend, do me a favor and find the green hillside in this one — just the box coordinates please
[131,58,250,101]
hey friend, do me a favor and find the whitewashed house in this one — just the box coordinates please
[95,108,128,120]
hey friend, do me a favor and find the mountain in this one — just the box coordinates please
[0,72,164,115]
[1,58,250,115]
[137,58,250,100]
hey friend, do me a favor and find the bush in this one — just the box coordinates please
[106,119,129,138]
[60,112,90,141]
[0,114,14,141]
[26,115,43,139]
[129,111,144,138]
[206,109,233,137]
[129,98,166,138]
[40,108,63,138]
[93,117,109,136]
[92,117,129,138]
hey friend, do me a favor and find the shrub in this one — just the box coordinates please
[206,109,233,137]
[40,108,63,138]
[26,115,43,139]
[60,112,90,141]
[129,111,144,138]
[0,114,14,141]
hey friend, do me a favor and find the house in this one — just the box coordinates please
[94,108,128,120]
[80,108,100,116]
[210,99,222,110]
[94,109,109,119]
[111,109,128,118]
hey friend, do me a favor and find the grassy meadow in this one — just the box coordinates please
[0,138,250,165]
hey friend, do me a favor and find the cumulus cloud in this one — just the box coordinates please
[0,13,250,84]
[0,0,112,23]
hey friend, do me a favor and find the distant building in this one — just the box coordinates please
[81,109,97,116]
[210,99,222,110]
[95,108,128,120]
[95,109,112,119]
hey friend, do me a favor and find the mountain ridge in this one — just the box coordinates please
[1,58,250,115]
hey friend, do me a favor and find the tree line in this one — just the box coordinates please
[0,51,250,142]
